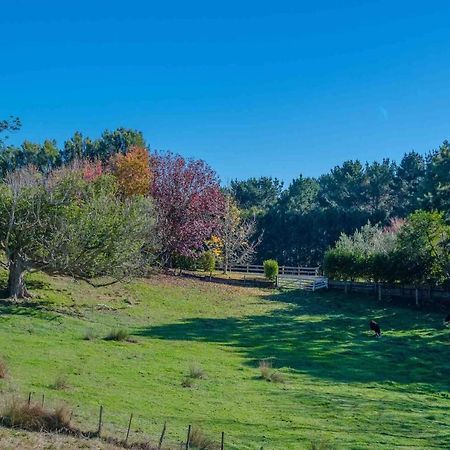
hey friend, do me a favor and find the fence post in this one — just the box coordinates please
[282,265,285,275]
[246,264,249,273]
[221,431,224,450]
[125,413,133,444]
[41,394,45,408]
[97,405,103,436]
[158,422,167,450]
[185,425,191,450]
[27,392,32,406]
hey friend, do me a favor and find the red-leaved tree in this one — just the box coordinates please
[150,152,224,265]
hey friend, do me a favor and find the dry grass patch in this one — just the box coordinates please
[51,375,70,390]
[0,358,8,379]
[258,360,285,383]
[1,399,72,432]
[189,426,218,450]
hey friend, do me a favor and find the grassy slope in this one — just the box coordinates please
[0,270,449,449]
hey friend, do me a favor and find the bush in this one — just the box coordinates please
[1,399,71,432]
[264,259,279,281]
[200,251,215,274]
[0,358,8,379]
[105,329,130,342]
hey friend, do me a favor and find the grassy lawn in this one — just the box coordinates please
[0,270,449,449]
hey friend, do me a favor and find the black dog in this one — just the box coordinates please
[444,314,450,326]
[369,320,381,338]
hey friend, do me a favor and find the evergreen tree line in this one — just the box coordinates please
[229,143,449,267]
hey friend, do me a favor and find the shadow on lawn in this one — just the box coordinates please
[137,290,450,390]
[0,276,55,318]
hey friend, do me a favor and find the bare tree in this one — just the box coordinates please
[219,195,261,274]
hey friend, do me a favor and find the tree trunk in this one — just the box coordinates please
[7,257,30,299]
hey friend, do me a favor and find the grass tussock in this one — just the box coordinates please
[259,360,285,383]
[1,399,72,432]
[189,427,218,450]
[181,377,195,388]
[51,375,69,390]
[188,364,205,380]
[83,328,97,341]
[0,358,8,379]
[105,329,130,342]
[310,439,336,450]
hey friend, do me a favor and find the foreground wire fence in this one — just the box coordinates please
[0,391,268,449]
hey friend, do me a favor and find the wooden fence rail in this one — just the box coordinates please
[215,263,319,277]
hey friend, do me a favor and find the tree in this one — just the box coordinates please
[1,139,61,177]
[219,196,260,273]
[150,152,224,265]
[363,159,396,217]
[230,176,283,215]
[0,166,156,299]
[422,142,450,214]
[62,128,145,163]
[0,116,21,148]
[395,210,450,287]
[323,222,398,282]
[112,146,151,197]
[393,151,426,216]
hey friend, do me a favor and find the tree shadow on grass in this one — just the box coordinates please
[137,290,450,391]
[0,276,56,318]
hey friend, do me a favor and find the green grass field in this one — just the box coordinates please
[0,270,449,449]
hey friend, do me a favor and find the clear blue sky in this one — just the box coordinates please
[2,1,450,184]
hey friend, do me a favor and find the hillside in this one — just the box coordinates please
[0,270,449,449]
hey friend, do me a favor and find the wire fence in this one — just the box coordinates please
[0,390,257,449]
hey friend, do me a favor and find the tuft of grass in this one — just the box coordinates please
[51,374,69,390]
[259,360,272,380]
[105,329,129,342]
[269,371,285,383]
[189,426,218,450]
[188,364,205,380]
[1,399,72,432]
[0,358,8,379]
[83,328,97,341]
[181,377,195,388]
[259,360,284,383]
[310,439,336,450]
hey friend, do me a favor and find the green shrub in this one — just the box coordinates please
[263,259,279,280]
[200,251,215,274]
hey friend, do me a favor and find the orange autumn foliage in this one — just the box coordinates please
[113,146,151,197]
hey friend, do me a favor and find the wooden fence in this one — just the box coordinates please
[276,275,328,291]
[216,263,319,277]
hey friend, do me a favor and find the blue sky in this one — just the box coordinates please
[1,1,450,184]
